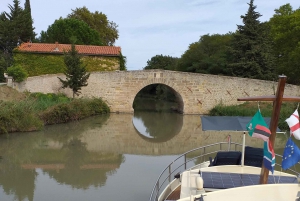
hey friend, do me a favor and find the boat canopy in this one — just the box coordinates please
[200,116,280,132]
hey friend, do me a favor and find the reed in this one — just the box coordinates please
[209,102,298,131]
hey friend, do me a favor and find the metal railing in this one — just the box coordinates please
[148,141,300,201]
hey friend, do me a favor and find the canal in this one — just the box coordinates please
[0,112,290,201]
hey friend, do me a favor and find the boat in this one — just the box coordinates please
[149,76,300,201]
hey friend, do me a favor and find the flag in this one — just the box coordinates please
[285,109,300,140]
[281,138,300,170]
[263,140,275,173]
[247,110,271,141]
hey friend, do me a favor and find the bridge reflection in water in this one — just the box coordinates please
[0,113,288,201]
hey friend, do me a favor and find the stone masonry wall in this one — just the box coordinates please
[14,70,300,114]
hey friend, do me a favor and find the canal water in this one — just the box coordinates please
[0,112,292,201]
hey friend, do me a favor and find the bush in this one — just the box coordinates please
[40,97,110,125]
[6,64,28,82]
[0,100,43,134]
[0,93,110,134]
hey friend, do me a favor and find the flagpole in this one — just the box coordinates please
[237,75,300,184]
[260,76,285,184]
[241,132,246,167]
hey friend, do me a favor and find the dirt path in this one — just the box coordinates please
[0,85,26,101]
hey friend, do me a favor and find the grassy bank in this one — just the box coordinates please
[209,102,298,131]
[0,92,110,134]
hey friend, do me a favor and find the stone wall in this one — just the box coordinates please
[14,70,300,114]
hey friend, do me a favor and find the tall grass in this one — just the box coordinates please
[209,102,298,131]
[0,93,110,134]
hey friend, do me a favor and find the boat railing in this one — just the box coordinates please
[149,141,300,201]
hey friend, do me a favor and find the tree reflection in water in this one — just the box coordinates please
[0,115,124,200]
[44,138,124,189]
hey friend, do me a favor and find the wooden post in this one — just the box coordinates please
[259,76,285,184]
[237,75,300,184]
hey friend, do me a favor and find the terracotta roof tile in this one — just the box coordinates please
[16,42,121,56]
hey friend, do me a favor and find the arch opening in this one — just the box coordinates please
[132,84,184,113]
[131,84,184,141]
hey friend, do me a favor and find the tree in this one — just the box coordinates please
[119,51,127,71]
[176,34,233,75]
[67,7,119,46]
[269,4,300,84]
[40,18,102,45]
[0,56,5,82]
[23,0,36,41]
[6,64,28,82]
[144,55,178,70]
[58,44,90,98]
[0,0,36,69]
[227,0,276,80]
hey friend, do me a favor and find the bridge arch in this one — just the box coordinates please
[132,83,184,113]
[15,69,300,114]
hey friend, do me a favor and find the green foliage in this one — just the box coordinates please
[13,52,119,76]
[144,54,178,70]
[28,92,71,111]
[6,64,28,82]
[40,18,102,45]
[227,0,276,80]
[58,44,90,98]
[135,84,177,102]
[176,34,233,74]
[40,98,110,125]
[269,4,300,84]
[0,99,43,134]
[22,0,36,41]
[0,56,5,82]
[13,53,65,76]
[0,0,36,69]
[209,102,296,131]
[0,93,110,134]
[119,51,127,71]
[67,6,119,46]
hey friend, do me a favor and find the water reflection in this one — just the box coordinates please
[133,111,183,142]
[0,115,124,201]
[0,113,292,201]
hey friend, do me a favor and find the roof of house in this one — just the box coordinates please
[15,42,121,56]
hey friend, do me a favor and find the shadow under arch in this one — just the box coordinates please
[132,111,183,143]
[132,83,184,113]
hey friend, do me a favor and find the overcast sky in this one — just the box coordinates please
[1,0,299,70]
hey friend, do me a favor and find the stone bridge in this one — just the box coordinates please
[14,70,300,114]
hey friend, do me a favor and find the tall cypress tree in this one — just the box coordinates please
[0,0,36,70]
[23,0,35,41]
[227,0,276,80]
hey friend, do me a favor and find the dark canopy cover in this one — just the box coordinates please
[200,116,280,132]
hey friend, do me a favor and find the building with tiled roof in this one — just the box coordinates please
[17,42,121,56]
[14,42,122,76]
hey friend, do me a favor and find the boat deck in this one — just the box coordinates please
[165,185,180,200]
[165,166,298,201]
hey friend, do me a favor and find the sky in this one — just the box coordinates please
[1,0,300,70]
